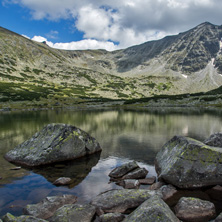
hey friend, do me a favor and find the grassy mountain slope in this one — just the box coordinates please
[0,22,222,105]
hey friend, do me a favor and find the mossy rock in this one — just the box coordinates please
[155,135,222,188]
[1,213,47,222]
[4,123,101,166]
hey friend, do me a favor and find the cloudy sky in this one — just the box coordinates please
[1,0,222,51]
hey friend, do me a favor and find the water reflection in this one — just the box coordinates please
[32,152,101,188]
[0,108,222,217]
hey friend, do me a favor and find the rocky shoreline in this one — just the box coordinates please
[1,126,222,221]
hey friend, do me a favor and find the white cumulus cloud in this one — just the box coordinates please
[4,0,222,50]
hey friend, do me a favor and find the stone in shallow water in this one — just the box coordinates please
[53,177,72,186]
[139,176,156,185]
[122,167,148,179]
[155,135,222,188]
[90,189,158,213]
[174,197,216,222]
[23,195,77,219]
[50,204,96,222]
[123,195,179,222]
[4,123,101,166]
[108,161,139,179]
[2,213,48,222]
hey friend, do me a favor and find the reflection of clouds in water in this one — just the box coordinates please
[72,156,156,203]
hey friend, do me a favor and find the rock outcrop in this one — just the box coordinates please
[155,135,222,188]
[123,195,179,222]
[4,123,101,166]
[23,195,77,219]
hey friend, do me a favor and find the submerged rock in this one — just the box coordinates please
[108,161,139,179]
[204,132,222,148]
[174,197,216,222]
[2,213,48,222]
[53,177,72,186]
[91,189,158,214]
[23,195,77,219]
[50,204,96,222]
[155,135,222,188]
[123,195,179,222]
[4,123,101,166]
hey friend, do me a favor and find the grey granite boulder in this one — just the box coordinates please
[109,161,139,179]
[2,213,48,222]
[23,195,77,219]
[5,123,101,166]
[50,204,96,222]
[204,132,222,147]
[123,195,179,222]
[91,189,158,213]
[155,135,222,188]
[174,197,216,222]
[215,212,222,222]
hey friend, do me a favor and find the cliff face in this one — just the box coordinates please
[0,22,222,102]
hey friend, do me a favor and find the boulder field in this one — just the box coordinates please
[2,127,222,221]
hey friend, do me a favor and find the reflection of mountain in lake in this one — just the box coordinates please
[32,152,101,188]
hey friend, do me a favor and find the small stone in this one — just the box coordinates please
[174,197,216,222]
[215,212,222,222]
[10,167,21,170]
[123,179,140,189]
[99,213,125,222]
[149,181,166,190]
[204,132,222,147]
[160,184,178,202]
[139,176,156,185]
[0,176,2,180]
[122,167,148,180]
[206,185,222,201]
[53,177,72,186]
[109,161,139,179]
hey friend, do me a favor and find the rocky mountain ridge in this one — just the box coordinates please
[0,22,222,102]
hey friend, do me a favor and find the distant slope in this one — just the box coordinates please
[0,22,222,104]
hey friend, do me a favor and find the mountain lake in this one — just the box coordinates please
[0,108,222,217]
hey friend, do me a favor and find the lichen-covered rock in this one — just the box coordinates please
[122,167,148,179]
[204,133,222,148]
[123,195,179,222]
[108,161,139,179]
[2,213,48,222]
[155,135,222,188]
[174,197,216,222]
[23,195,77,219]
[91,189,158,213]
[4,124,101,166]
[99,213,125,222]
[50,204,96,222]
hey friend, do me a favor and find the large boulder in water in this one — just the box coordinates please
[204,132,222,148]
[155,135,222,188]
[4,123,101,166]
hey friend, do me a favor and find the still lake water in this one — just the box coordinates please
[0,108,222,217]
